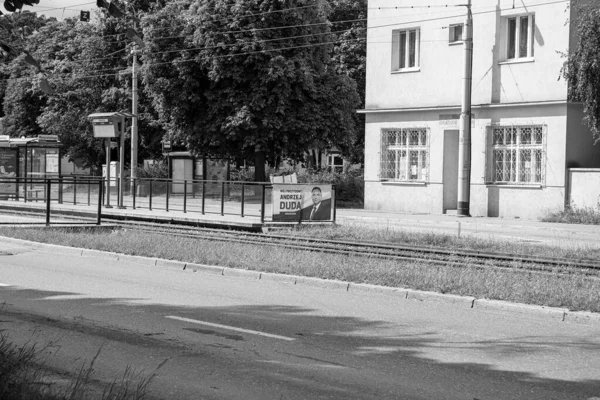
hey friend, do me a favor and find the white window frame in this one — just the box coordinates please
[449,23,464,44]
[391,28,420,72]
[327,153,344,172]
[505,14,535,61]
[486,125,546,185]
[379,128,429,182]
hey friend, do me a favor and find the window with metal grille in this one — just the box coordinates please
[380,128,429,182]
[488,125,545,184]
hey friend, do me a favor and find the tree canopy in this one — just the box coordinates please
[564,2,600,144]
[143,0,361,178]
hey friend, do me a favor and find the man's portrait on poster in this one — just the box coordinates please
[301,186,331,221]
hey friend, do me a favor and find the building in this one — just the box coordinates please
[360,0,600,219]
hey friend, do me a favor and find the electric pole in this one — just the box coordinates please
[130,44,139,195]
[457,0,473,217]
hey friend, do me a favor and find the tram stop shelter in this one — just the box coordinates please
[0,135,62,200]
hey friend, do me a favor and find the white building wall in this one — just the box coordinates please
[365,0,570,110]
[365,103,570,219]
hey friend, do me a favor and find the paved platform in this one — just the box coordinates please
[0,197,599,248]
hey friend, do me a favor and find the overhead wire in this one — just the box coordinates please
[0,0,570,84]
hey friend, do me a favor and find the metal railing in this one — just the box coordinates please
[0,176,338,224]
[0,177,104,225]
[129,178,273,222]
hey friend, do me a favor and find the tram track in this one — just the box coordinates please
[107,219,600,277]
[0,209,599,277]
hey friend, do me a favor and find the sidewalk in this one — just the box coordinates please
[336,209,600,248]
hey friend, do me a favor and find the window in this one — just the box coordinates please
[392,28,420,71]
[327,153,344,172]
[506,14,534,60]
[380,128,429,182]
[488,125,545,184]
[449,24,463,44]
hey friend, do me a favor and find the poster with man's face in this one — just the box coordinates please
[272,184,333,222]
[0,149,17,195]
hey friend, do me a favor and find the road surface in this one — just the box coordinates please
[0,238,599,399]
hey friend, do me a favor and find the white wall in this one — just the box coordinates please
[365,0,571,110]
[568,169,600,209]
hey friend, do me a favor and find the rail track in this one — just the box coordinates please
[105,219,600,277]
[1,209,599,276]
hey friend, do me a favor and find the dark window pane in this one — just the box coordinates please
[519,16,528,58]
[508,18,516,59]
[531,15,535,57]
[399,32,406,68]
[409,30,416,67]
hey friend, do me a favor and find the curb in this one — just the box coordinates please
[2,235,599,324]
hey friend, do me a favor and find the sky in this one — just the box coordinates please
[2,0,96,21]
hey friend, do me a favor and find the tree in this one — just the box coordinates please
[563,2,600,144]
[329,0,366,164]
[143,0,360,180]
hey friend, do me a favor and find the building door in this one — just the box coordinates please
[172,158,193,194]
[443,130,459,213]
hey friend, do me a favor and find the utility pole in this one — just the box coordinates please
[457,0,473,217]
[130,44,139,195]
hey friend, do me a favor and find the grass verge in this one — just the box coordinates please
[541,205,600,225]
[1,224,599,313]
[0,333,161,400]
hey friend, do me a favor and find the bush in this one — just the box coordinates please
[541,203,600,224]
[296,168,364,208]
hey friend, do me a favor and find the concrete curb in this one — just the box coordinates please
[2,235,599,324]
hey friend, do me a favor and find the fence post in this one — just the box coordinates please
[87,179,91,206]
[58,177,63,204]
[166,180,170,212]
[97,179,102,225]
[241,183,245,218]
[45,179,51,226]
[221,181,225,216]
[332,184,337,223]
[133,179,137,210]
[260,184,266,223]
[183,180,187,213]
[202,181,206,215]
[149,180,153,211]
[73,176,77,205]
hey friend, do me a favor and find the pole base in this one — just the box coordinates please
[457,201,470,217]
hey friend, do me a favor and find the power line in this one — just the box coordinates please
[0,0,570,83]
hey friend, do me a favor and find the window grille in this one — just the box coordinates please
[488,125,545,184]
[380,128,429,182]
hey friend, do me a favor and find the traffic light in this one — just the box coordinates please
[80,10,90,22]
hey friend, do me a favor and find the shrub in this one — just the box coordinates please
[541,203,600,224]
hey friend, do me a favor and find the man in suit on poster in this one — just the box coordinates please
[301,186,331,221]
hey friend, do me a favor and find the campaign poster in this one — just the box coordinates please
[205,159,229,196]
[0,149,17,195]
[272,184,333,222]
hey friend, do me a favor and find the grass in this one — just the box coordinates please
[1,224,600,313]
[0,333,162,400]
[541,205,600,225]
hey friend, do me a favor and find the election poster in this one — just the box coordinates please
[0,149,17,195]
[272,184,333,222]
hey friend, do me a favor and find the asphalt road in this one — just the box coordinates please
[0,239,599,399]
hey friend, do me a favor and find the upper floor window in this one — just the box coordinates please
[449,23,463,44]
[392,28,420,71]
[380,128,429,182]
[487,125,546,184]
[507,14,534,60]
